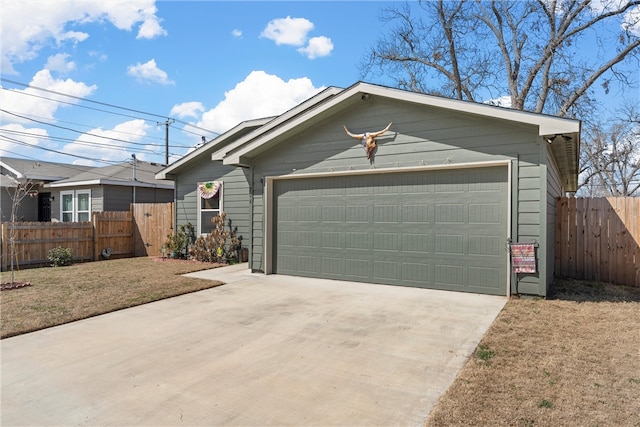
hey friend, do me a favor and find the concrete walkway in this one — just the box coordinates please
[1,265,506,426]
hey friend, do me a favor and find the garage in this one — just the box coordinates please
[272,166,508,295]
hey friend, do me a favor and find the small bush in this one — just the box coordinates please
[189,212,242,263]
[48,247,73,267]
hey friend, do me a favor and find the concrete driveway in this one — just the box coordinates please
[1,264,506,426]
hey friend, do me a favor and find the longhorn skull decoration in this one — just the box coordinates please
[343,122,392,159]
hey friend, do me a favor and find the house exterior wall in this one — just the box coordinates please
[49,186,102,221]
[248,97,551,294]
[543,143,565,294]
[174,155,251,243]
[0,188,38,222]
[102,185,173,211]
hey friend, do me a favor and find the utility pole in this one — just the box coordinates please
[158,118,175,165]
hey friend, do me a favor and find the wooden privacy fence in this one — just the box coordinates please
[555,197,640,287]
[1,202,173,271]
[132,202,174,257]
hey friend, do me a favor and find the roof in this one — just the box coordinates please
[210,86,344,164]
[155,117,274,180]
[0,157,92,182]
[221,82,581,191]
[46,160,174,189]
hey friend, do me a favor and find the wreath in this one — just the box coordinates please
[198,181,222,199]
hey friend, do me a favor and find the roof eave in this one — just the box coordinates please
[45,179,174,189]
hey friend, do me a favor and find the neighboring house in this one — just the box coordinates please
[1,157,92,222]
[45,160,173,222]
[1,157,173,223]
[160,82,580,297]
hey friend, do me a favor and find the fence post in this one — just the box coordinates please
[1,223,6,272]
[92,212,98,262]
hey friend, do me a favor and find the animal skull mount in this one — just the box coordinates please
[343,122,392,159]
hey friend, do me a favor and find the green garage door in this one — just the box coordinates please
[273,167,508,295]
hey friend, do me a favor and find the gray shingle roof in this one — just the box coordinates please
[0,157,91,181]
[47,161,173,189]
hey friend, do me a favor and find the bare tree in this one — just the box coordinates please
[579,104,640,195]
[4,178,40,285]
[362,0,640,118]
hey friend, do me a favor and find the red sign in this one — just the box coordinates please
[511,243,536,273]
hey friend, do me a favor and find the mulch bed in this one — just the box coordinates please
[1,282,32,291]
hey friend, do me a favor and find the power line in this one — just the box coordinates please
[0,128,161,155]
[1,109,167,149]
[1,87,198,148]
[1,77,220,137]
[0,135,121,164]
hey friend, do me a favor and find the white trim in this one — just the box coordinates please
[156,117,275,180]
[0,161,23,179]
[506,160,513,298]
[264,178,274,275]
[196,182,223,236]
[46,179,173,189]
[60,189,91,222]
[224,82,580,166]
[264,160,512,296]
[76,190,91,222]
[60,190,74,222]
[271,159,511,180]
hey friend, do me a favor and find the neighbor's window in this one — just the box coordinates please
[60,190,91,222]
[197,181,222,235]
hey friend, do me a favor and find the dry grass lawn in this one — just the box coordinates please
[426,278,640,427]
[2,260,639,426]
[1,257,223,339]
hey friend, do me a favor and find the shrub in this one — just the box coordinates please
[164,223,195,259]
[47,247,73,267]
[190,212,242,263]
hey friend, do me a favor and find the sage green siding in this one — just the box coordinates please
[174,155,250,243]
[250,97,551,295]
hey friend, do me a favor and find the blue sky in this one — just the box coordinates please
[1,1,401,166]
[1,1,638,168]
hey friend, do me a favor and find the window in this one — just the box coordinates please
[60,190,91,222]
[197,181,222,235]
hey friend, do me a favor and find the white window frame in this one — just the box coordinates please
[197,182,223,235]
[60,190,92,222]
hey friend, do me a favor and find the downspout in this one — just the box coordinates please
[249,166,254,271]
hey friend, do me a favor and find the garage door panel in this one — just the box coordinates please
[468,235,503,256]
[402,233,432,253]
[434,264,466,287]
[273,167,507,295]
[469,203,502,224]
[344,257,371,278]
[435,204,466,223]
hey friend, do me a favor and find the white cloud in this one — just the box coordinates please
[127,59,174,85]
[0,123,50,159]
[170,102,205,119]
[232,29,243,38]
[297,36,334,59]
[0,0,166,73]
[260,16,333,60]
[62,119,152,164]
[197,71,325,134]
[45,53,76,73]
[137,15,167,39]
[260,16,314,46]
[0,70,97,123]
[623,6,640,36]
[484,95,512,108]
